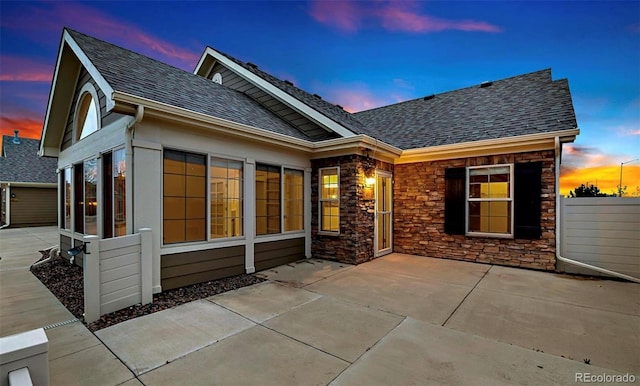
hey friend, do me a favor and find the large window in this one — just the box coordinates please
[467,165,513,236]
[210,157,243,239]
[113,149,126,236]
[63,168,71,230]
[163,149,206,244]
[256,164,281,235]
[284,169,304,232]
[319,167,339,233]
[84,159,98,235]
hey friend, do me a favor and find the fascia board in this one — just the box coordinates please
[63,30,115,111]
[397,129,580,164]
[203,47,356,139]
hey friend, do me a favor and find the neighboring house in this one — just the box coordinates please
[39,28,578,293]
[0,130,58,228]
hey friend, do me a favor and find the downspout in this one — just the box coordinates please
[0,185,11,229]
[125,105,144,234]
[554,136,640,283]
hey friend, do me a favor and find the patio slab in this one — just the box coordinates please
[96,299,255,375]
[478,265,640,315]
[255,258,353,287]
[45,321,102,361]
[331,317,622,386]
[306,266,472,325]
[49,343,135,386]
[209,281,321,323]
[445,287,640,374]
[264,296,404,363]
[139,325,349,386]
[362,253,490,286]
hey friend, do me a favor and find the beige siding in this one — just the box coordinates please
[60,234,72,260]
[255,238,304,271]
[9,187,57,226]
[560,197,640,279]
[161,246,245,290]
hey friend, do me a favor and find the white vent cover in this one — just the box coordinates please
[212,73,223,84]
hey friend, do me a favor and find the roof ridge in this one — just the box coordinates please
[355,68,554,115]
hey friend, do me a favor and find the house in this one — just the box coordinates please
[39,28,578,293]
[0,130,58,228]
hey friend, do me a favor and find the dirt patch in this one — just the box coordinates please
[31,250,265,331]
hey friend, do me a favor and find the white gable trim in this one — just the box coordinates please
[63,30,115,111]
[197,47,356,139]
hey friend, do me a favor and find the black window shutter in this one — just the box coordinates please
[514,162,542,239]
[445,167,466,235]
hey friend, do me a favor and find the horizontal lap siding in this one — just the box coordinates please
[60,234,72,260]
[10,188,57,226]
[99,234,142,315]
[255,238,304,271]
[161,246,245,290]
[561,197,640,279]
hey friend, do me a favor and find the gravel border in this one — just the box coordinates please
[30,249,265,331]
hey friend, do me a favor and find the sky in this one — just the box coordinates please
[1,0,638,196]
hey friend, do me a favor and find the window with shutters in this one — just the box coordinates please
[445,162,542,239]
[467,164,513,237]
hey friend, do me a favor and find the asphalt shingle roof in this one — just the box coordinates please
[0,135,58,184]
[213,50,373,136]
[66,29,314,142]
[354,69,578,149]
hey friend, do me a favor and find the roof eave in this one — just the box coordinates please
[397,128,580,164]
[199,47,357,139]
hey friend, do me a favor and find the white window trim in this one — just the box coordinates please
[465,163,514,239]
[73,82,101,143]
[318,166,340,235]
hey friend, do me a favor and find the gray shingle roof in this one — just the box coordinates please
[66,29,314,142]
[213,49,372,136]
[0,135,57,184]
[354,69,578,149]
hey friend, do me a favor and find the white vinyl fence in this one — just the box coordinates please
[82,228,153,323]
[559,197,640,280]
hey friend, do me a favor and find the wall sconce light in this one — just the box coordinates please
[365,176,376,187]
[10,193,16,198]
[68,242,90,264]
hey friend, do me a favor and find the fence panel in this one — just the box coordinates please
[560,197,640,279]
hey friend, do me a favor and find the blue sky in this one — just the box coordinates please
[1,0,638,195]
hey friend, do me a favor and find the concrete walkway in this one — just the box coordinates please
[1,226,639,385]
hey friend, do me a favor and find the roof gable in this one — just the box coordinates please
[0,135,57,184]
[195,47,367,139]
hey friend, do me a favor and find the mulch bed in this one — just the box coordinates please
[30,249,265,332]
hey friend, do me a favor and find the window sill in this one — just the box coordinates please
[318,231,340,237]
[466,232,513,239]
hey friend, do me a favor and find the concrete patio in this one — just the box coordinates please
[1,226,639,385]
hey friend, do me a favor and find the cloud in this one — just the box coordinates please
[0,115,43,140]
[0,56,53,82]
[315,82,408,113]
[309,0,501,34]
[2,2,199,70]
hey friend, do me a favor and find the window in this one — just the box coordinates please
[256,164,281,235]
[210,157,243,239]
[84,159,98,235]
[319,167,339,233]
[467,165,513,236]
[62,168,71,230]
[445,162,542,239]
[163,149,206,244]
[113,149,126,236]
[284,169,304,232]
[77,92,99,140]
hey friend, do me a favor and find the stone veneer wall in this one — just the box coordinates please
[311,155,393,264]
[394,150,557,270]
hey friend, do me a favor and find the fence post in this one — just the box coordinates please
[83,235,101,324]
[139,228,153,305]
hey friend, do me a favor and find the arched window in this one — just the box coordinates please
[75,83,100,141]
